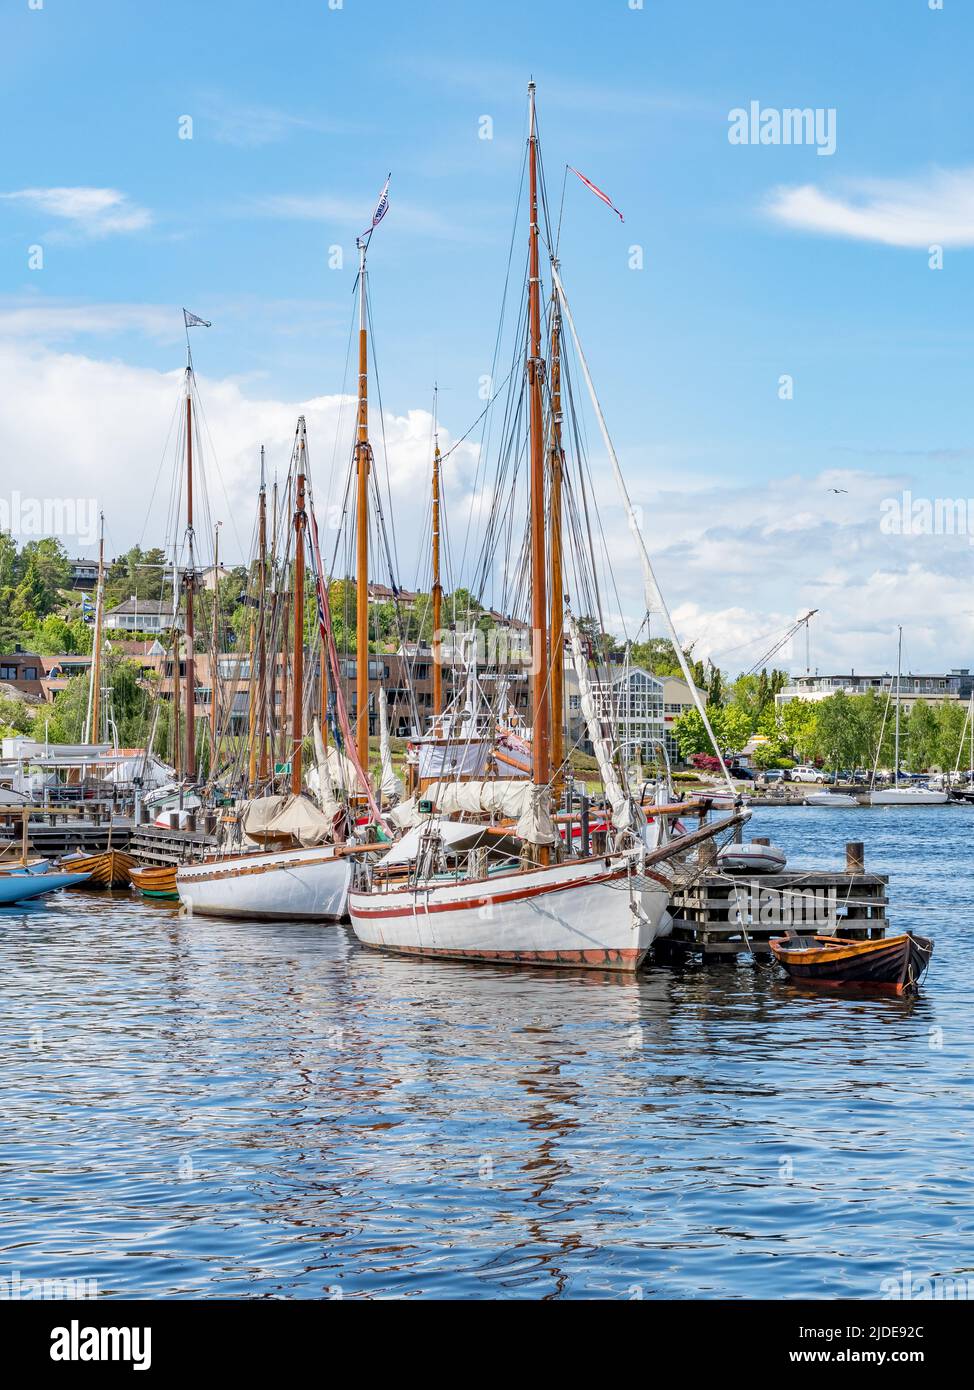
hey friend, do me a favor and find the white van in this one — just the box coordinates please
[791,765,825,784]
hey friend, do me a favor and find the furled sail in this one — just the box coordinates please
[307,719,359,805]
[384,777,555,841]
[378,687,403,804]
[251,792,340,847]
[566,612,636,832]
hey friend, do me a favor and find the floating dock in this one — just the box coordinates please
[660,840,889,959]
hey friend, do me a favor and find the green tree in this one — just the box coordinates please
[780,698,819,761]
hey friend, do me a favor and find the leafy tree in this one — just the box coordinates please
[780,698,818,761]
[0,691,34,737]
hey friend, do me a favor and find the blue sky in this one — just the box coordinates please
[1,0,972,674]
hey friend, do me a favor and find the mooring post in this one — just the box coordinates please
[579,792,590,857]
[846,841,865,874]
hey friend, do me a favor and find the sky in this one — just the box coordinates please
[1,0,972,678]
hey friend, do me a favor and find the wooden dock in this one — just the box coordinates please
[129,824,219,868]
[0,809,134,857]
[660,840,889,959]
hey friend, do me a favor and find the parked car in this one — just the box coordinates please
[791,764,825,784]
[729,764,755,781]
[762,768,789,783]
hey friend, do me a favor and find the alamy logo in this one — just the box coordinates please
[880,491,974,545]
[734,881,838,929]
[881,1270,974,1300]
[50,1320,151,1372]
[728,101,837,156]
[0,491,99,546]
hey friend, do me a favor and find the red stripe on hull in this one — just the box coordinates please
[353,940,644,971]
[350,863,669,920]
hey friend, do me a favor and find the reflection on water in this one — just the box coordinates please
[0,804,970,1298]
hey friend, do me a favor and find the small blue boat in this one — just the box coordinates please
[0,870,92,904]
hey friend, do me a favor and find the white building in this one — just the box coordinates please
[776,668,972,714]
[566,663,664,758]
[662,675,709,765]
[104,598,176,635]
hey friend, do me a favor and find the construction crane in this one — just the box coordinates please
[745,609,818,676]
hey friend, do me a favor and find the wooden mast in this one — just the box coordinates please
[527,82,551,807]
[291,420,308,795]
[210,520,221,774]
[431,432,443,719]
[172,624,182,778]
[269,475,278,777]
[355,238,370,770]
[549,289,565,791]
[89,511,105,745]
[183,367,197,780]
[257,447,269,783]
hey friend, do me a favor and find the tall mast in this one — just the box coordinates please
[894,624,902,787]
[431,412,443,719]
[210,520,221,773]
[172,624,182,778]
[355,238,370,769]
[257,447,268,783]
[527,81,551,795]
[183,366,197,780]
[89,511,105,745]
[549,289,565,790]
[291,420,308,795]
[269,474,279,774]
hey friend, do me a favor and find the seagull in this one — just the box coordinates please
[827,487,848,494]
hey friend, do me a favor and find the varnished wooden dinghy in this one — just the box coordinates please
[129,864,179,900]
[770,932,933,996]
[60,849,136,889]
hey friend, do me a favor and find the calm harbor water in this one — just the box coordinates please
[1,804,971,1300]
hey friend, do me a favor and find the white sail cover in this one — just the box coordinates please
[384,778,555,845]
[245,792,339,847]
[307,719,361,804]
[107,754,174,788]
[514,783,557,846]
[566,614,635,832]
[378,687,403,804]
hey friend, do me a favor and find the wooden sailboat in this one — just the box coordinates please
[175,418,354,921]
[348,84,742,972]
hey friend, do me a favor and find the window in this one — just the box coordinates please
[22,667,37,681]
[0,664,17,680]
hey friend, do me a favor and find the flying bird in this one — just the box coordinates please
[827,487,848,494]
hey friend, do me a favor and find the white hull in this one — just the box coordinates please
[804,792,859,808]
[348,851,672,972]
[868,789,950,806]
[177,844,351,920]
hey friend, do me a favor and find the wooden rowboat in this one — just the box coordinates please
[770,932,933,996]
[60,850,136,889]
[129,864,179,900]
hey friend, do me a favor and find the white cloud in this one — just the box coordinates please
[0,335,969,676]
[254,192,477,242]
[198,94,351,148]
[0,300,178,343]
[0,187,151,237]
[765,167,974,249]
[0,341,480,582]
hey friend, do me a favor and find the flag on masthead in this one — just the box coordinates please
[567,165,625,222]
